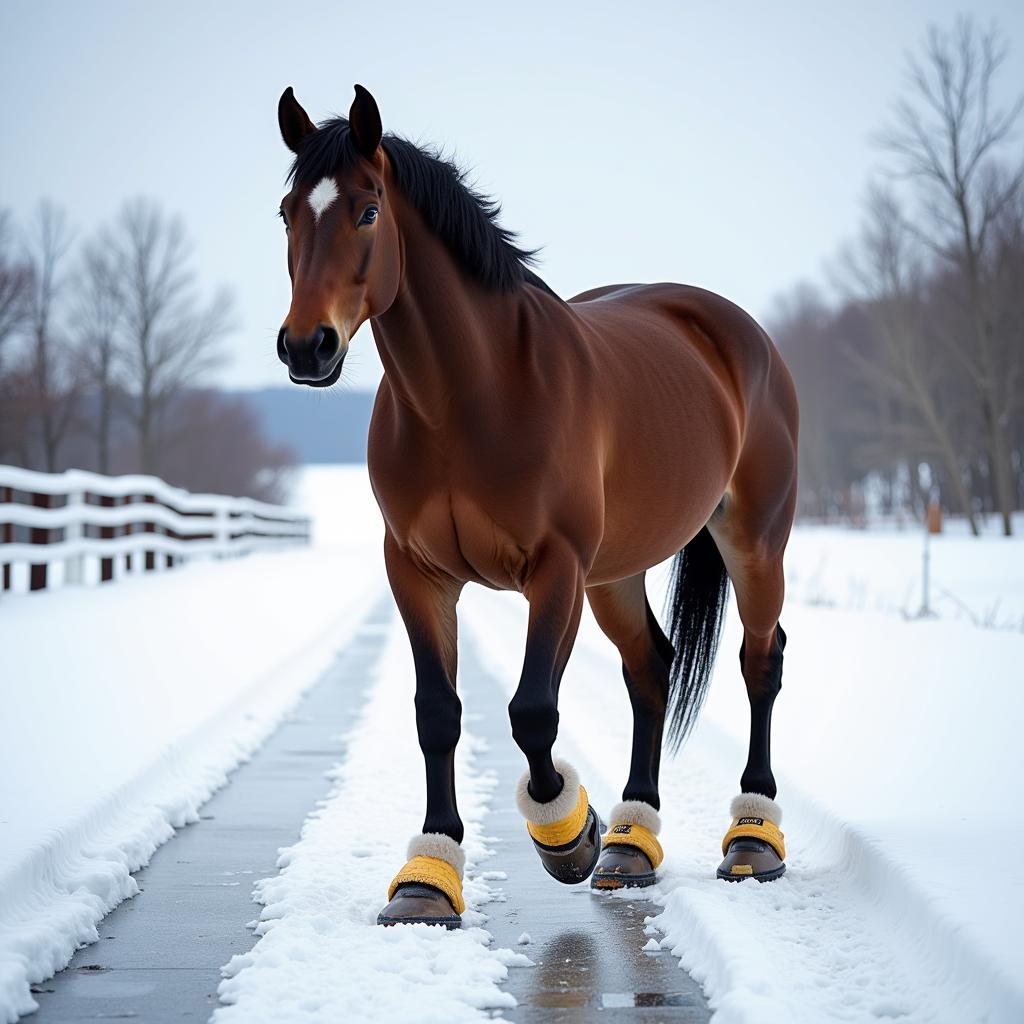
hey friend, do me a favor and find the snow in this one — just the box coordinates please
[459,526,1024,1023]
[2,461,1022,1023]
[0,467,384,1022]
[213,619,531,1024]
[785,521,1024,629]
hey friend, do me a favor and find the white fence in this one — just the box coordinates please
[0,465,311,595]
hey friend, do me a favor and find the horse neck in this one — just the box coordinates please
[371,201,521,428]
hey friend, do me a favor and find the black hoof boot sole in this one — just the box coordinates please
[717,837,786,883]
[531,805,603,884]
[376,883,462,928]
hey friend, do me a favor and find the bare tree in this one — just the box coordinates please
[158,390,297,503]
[0,210,33,460]
[110,199,234,474]
[0,210,31,356]
[841,186,982,532]
[23,202,81,472]
[73,240,124,473]
[878,16,1024,534]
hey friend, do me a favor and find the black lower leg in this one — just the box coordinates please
[508,677,562,803]
[412,640,464,843]
[621,601,672,808]
[739,624,786,799]
[510,560,585,805]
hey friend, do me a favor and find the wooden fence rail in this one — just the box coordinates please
[0,465,311,595]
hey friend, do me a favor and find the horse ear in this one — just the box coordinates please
[279,87,316,154]
[349,84,383,159]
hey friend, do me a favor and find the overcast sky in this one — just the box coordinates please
[2,0,1022,391]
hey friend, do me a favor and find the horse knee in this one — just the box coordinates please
[415,688,462,754]
[508,689,558,755]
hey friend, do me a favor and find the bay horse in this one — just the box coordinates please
[276,86,798,926]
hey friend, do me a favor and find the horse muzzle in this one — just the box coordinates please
[278,324,346,387]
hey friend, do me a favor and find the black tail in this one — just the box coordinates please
[664,526,730,750]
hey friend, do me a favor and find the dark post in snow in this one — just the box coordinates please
[1,485,12,592]
[99,493,115,582]
[29,491,50,591]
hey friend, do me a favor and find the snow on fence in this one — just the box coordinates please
[0,465,311,595]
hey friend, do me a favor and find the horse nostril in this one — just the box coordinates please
[277,327,290,365]
[316,325,340,360]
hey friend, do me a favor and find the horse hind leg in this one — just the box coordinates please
[586,574,671,890]
[709,512,793,882]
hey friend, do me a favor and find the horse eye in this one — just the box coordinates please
[359,205,379,226]
[278,209,289,231]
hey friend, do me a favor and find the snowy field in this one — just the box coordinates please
[2,463,1022,1023]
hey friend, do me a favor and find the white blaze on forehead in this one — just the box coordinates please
[308,177,339,222]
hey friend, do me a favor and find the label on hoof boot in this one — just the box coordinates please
[730,864,754,875]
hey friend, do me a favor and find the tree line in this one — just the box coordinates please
[0,198,295,503]
[772,17,1022,535]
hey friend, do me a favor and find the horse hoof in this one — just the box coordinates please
[591,809,663,890]
[591,842,658,889]
[716,837,786,882]
[718,794,786,882]
[531,804,603,885]
[376,883,462,928]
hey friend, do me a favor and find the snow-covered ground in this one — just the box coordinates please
[214,619,531,1024]
[2,463,1022,1023]
[0,476,385,1021]
[786,523,1024,629]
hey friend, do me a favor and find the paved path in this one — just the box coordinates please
[29,600,391,1023]
[460,637,708,1022]
[29,604,708,1022]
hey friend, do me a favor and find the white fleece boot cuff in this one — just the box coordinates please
[607,800,662,835]
[407,832,466,879]
[515,758,581,825]
[730,792,782,826]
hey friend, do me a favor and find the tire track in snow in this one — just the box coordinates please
[459,588,1007,1024]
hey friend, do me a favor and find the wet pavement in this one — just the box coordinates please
[28,602,708,1022]
[460,638,709,1022]
[29,599,391,1023]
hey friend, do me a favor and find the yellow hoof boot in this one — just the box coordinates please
[592,801,663,890]
[377,833,465,928]
[516,759,602,884]
[717,793,786,883]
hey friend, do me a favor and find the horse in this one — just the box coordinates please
[275,85,799,927]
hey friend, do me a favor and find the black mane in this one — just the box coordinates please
[288,117,555,296]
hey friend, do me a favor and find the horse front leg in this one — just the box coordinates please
[377,531,467,928]
[508,540,601,884]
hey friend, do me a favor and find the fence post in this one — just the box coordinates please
[143,492,156,570]
[215,504,231,558]
[64,489,85,585]
[29,491,50,591]
[1,485,11,592]
[99,493,115,582]
[123,495,133,574]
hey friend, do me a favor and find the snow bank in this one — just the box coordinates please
[214,620,531,1024]
[0,467,384,1023]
